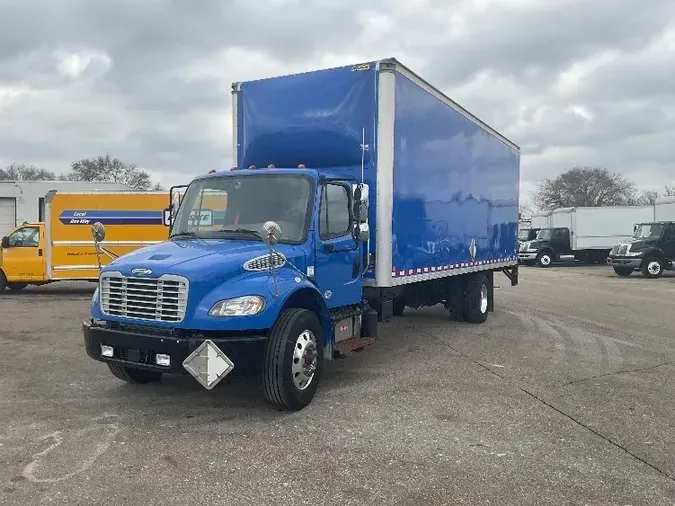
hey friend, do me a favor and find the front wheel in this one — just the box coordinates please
[613,267,633,277]
[536,252,553,268]
[462,274,489,324]
[0,271,6,293]
[263,308,324,411]
[642,257,664,278]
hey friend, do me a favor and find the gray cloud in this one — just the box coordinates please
[0,0,674,203]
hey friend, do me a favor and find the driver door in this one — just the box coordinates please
[2,226,45,282]
[314,182,362,309]
[661,223,675,260]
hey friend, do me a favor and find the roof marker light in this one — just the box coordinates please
[267,164,275,168]
[298,163,306,168]
[248,165,256,169]
[208,169,217,174]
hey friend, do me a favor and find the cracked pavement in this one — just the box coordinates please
[1,265,674,505]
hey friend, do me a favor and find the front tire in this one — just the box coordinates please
[107,363,162,384]
[0,271,6,293]
[263,308,324,411]
[641,257,664,278]
[462,274,489,324]
[613,267,633,277]
[536,252,553,268]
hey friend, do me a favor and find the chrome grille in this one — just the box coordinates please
[100,273,188,323]
[243,253,286,271]
[611,244,628,255]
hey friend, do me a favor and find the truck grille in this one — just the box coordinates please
[100,273,188,323]
[611,244,628,256]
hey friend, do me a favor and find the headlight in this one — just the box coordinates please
[625,251,643,257]
[208,296,265,317]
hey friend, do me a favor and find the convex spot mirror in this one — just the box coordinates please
[92,222,106,243]
[261,221,282,246]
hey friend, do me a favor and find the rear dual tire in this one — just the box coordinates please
[462,274,489,324]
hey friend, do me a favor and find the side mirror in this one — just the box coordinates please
[356,222,370,242]
[163,208,172,227]
[1,236,8,249]
[91,222,106,243]
[352,183,369,218]
[261,221,282,246]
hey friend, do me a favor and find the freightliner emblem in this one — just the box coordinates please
[131,268,152,276]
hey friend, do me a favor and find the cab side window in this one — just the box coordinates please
[8,227,40,247]
[664,224,675,241]
[319,183,351,239]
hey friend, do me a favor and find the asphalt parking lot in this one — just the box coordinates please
[1,265,674,505]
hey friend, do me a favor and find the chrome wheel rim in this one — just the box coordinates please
[647,260,661,275]
[292,329,318,390]
[540,255,551,266]
[480,284,488,313]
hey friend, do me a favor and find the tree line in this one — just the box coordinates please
[522,165,674,216]
[0,156,164,191]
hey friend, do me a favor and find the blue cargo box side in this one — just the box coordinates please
[232,58,520,289]
[385,60,520,286]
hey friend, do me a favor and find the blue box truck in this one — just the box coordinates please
[83,58,521,411]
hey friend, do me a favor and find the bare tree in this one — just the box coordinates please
[0,163,57,181]
[63,155,154,190]
[634,190,660,206]
[665,184,675,197]
[532,166,637,210]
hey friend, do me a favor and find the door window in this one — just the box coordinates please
[663,224,675,241]
[319,184,351,239]
[7,227,39,247]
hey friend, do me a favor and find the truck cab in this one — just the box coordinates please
[0,222,46,293]
[517,227,570,267]
[84,167,374,411]
[607,221,675,278]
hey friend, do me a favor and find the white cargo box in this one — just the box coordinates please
[549,206,654,250]
[654,196,675,222]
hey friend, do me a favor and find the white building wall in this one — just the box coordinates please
[0,180,132,235]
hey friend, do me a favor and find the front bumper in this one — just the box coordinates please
[83,320,267,375]
[518,252,537,261]
[606,256,642,269]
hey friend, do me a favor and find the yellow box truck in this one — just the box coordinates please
[0,190,172,293]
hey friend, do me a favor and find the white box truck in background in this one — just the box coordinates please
[518,206,654,267]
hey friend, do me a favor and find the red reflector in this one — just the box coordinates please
[208,169,216,174]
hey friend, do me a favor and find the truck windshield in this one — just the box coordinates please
[536,229,552,240]
[633,223,664,239]
[518,229,531,240]
[170,173,313,243]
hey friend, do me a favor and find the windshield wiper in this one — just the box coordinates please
[170,231,200,239]
[220,227,262,239]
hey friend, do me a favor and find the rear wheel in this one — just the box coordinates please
[392,297,406,317]
[613,267,633,277]
[263,308,324,411]
[8,283,27,291]
[107,363,163,384]
[641,257,664,278]
[462,274,489,324]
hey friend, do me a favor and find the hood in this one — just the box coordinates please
[614,237,659,252]
[102,239,308,285]
[521,239,549,250]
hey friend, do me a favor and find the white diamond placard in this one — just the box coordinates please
[182,339,235,390]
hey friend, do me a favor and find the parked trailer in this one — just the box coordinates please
[0,190,170,293]
[82,58,521,411]
[519,206,654,267]
[654,196,675,222]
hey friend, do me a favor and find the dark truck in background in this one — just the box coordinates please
[607,221,675,278]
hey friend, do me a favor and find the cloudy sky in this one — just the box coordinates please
[1,0,674,204]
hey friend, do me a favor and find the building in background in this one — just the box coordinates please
[0,180,133,235]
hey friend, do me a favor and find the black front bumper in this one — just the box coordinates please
[83,320,268,374]
[606,256,643,269]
